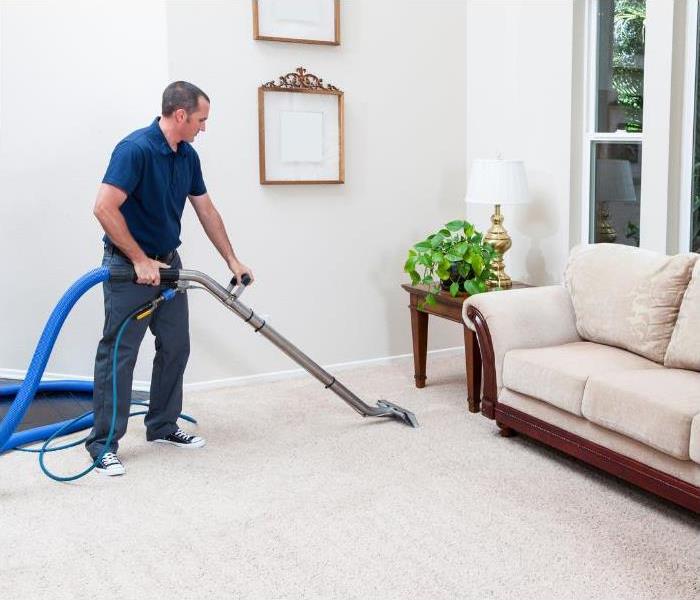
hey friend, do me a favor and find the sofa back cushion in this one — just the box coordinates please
[564,244,697,363]
[665,258,700,370]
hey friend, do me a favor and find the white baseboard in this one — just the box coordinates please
[182,346,463,392]
[0,346,463,393]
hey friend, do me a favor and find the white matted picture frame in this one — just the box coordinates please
[252,0,340,46]
[258,68,344,185]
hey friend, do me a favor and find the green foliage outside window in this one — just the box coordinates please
[612,0,645,132]
[692,167,700,252]
[694,15,700,252]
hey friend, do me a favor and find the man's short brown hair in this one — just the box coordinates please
[162,81,210,117]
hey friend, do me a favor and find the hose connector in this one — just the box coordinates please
[135,288,178,320]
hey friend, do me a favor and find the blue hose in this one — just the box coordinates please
[0,380,94,398]
[0,380,96,452]
[0,267,110,450]
[3,413,94,453]
[0,269,193,481]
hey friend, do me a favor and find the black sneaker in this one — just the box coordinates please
[95,452,125,476]
[151,428,206,449]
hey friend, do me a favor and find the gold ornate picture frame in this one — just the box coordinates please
[258,68,344,185]
[252,0,340,46]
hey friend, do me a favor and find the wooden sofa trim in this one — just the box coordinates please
[465,304,700,514]
[465,305,498,419]
[496,404,700,513]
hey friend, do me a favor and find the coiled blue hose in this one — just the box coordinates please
[0,267,110,450]
[0,269,194,481]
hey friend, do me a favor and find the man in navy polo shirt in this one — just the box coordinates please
[87,81,253,476]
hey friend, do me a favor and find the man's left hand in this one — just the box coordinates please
[228,259,254,286]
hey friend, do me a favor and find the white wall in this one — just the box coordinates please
[167,0,468,385]
[0,1,468,386]
[466,0,575,285]
[0,1,169,382]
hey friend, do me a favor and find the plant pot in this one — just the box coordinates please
[440,262,469,292]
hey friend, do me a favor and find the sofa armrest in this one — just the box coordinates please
[463,285,580,418]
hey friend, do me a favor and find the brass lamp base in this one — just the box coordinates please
[485,204,512,289]
[595,202,617,243]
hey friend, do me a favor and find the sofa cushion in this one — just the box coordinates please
[582,369,700,460]
[665,258,700,370]
[564,244,697,363]
[499,387,700,486]
[502,342,661,416]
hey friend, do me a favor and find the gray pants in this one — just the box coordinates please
[85,246,189,459]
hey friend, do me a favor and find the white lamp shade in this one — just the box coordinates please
[595,158,637,203]
[465,159,529,205]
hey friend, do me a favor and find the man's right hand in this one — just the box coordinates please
[134,258,171,286]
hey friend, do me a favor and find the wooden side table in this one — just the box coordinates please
[401,282,530,413]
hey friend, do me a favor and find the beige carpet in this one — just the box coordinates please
[2,354,698,600]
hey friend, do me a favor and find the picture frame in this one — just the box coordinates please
[252,0,340,46]
[258,68,344,185]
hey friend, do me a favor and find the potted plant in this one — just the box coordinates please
[404,220,499,306]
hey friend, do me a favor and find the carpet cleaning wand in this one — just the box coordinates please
[110,267,419,428]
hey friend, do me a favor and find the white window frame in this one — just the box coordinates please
[580,0,644,246]
[581,0,676,253]
[679,0,699,253]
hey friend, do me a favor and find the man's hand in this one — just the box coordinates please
[228,258,254,286]
[134,258,171,286]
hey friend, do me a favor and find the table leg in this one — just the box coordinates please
[465,326,481,413]
[409,304,428,388]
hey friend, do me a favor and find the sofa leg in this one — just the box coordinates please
[497,422,516,437]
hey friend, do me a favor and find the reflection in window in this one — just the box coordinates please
[692,9,700,252]
[596,0,646,133]
[591,143,641,246]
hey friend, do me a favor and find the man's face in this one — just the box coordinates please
[177,97,209,142]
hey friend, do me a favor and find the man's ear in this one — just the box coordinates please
[175,108,187,123]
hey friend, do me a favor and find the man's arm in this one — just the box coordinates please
[93,183,170,285]
[189,193,254,283]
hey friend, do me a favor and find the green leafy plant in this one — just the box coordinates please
[404,220,499,306]
[692,162,700,253]
[692,190,700,252]
[625,221,640,246]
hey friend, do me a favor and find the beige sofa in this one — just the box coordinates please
[463,243,700,513]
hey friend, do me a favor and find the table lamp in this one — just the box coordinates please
[465,159,529,289]
[594,158,636,243]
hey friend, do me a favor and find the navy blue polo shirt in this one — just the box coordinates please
[102,117,207,256]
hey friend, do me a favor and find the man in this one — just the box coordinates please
[86,81,253,476]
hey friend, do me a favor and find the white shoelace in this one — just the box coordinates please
[173,429,192,441]
[101,452,120,466]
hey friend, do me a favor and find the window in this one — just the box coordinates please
[595,0,645,134]
[585,0,645,246]
[591,143,642,244]
[690,6,700,252]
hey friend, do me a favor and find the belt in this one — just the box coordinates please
[106,243,176,264]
